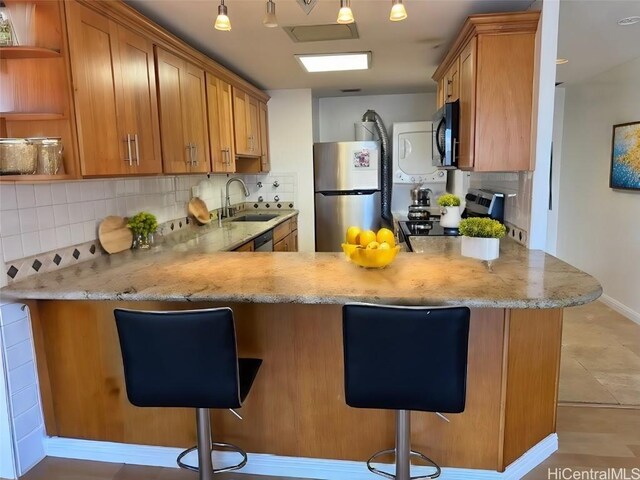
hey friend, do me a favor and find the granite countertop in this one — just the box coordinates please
[0,225,601,308]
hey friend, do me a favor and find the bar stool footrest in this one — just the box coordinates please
[177,442,248,474]
[367,448,442,479]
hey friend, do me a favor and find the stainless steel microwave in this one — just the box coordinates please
[432,100,459,169]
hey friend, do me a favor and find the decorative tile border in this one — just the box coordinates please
[4,202,295,284]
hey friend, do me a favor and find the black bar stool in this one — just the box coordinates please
[343,304,470,480]
[114,307,262,480]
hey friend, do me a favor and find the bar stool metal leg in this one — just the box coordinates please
[396,410,411,480]
[197,408,215,480]
[177,408,249,478]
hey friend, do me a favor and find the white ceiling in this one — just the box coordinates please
[556,0,640,85]
[125,0,533,96]
[125,0,640,96]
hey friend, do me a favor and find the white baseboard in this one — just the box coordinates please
[43,433,557,480]
[599,294,640,325]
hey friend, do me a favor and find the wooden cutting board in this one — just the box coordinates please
[188,197,212,225]
[98,216,133,254]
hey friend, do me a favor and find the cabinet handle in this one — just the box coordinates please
[134,134,140,166]
[192,144,198,166]
[124,134,133,166]
[186,143,193,165]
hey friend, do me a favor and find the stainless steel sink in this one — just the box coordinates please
[231,214,279,222]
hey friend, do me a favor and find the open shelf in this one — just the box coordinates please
[0,173,77,183]
[0,112,66,121]
[0,46,62,59]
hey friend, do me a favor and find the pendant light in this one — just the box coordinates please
[214,0,231,31]
[389,0,407,22]
[337,0,354,24]
[263,0,278,28]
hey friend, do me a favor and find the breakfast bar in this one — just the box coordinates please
[0,235,601,475]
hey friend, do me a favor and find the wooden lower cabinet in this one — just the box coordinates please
[234,241,254,252]
[273,218,298,252]
[31,301,562,471]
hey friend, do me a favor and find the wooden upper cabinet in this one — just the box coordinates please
[458,38,476,170]
[444,58,460,102]
[156,47,210,174]
[258,101,270,172]
[66,1,161,176]
[233,88,260,157]
[206,73,236,173]
[432,12,539,172]
[116,27,162,175]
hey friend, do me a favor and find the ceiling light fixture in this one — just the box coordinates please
[263,0,278,28]
[389,0,407,22]
[214,0,231,31]
[555,58,569,65]
[296,52,371,73]
[337,0,355,25]
[617,16,640,26]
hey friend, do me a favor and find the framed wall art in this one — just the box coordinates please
[610,121,640,191]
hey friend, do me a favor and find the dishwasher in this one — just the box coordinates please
[254,230,273,252]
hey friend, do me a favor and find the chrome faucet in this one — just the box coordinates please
[224,177,250,218]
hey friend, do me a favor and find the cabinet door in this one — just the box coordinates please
[247,95,260,155]
[436,77,445,109]
[458,38,476,170]
[117,26,162,175]
[234,241,254,252]
[206,73,235,173]
[156,48,189,173]
[233,88,250,155]
[445,58,460,102]
[67,2,127,176]
[273,238,287,252]
[182,62,210,173]
[290,230,298,252]
[258,101,270,172]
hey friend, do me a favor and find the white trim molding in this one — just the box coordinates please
[599,294,640,326]
[44,433,557,480]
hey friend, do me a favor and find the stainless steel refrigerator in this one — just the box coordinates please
[314,141,381,252]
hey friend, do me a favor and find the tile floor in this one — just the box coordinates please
[559,301,640,406]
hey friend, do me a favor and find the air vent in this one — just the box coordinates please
[283,23,359,43]
[341,88,361,93]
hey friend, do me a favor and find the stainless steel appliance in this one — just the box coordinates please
[463,188,515,223]
[314,141,381,252]
[432,100,459,169]
[254,230,273,252]
[398,219,459,252]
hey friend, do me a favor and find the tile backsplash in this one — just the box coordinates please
[0,172,298,287]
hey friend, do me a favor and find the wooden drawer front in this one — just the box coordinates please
[273,238,287,252]
[273,220,291,244]
[234,241,254,252]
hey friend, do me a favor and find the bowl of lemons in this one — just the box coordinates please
[341,227,401,268]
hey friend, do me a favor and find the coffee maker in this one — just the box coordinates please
[408,185,432,221]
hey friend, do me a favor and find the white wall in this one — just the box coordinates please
[317,93,436,143]
[546,87,565,255]
[266,89,315,252]
[556,56,640,322]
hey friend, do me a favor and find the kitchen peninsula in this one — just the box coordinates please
[0,225,602,477]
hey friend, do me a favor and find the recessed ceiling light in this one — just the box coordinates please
[556,58,569,65]
[617,16,640,26]
[296,52,371,73]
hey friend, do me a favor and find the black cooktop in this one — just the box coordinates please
[399,220,460,238]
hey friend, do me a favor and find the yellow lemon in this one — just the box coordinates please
[376,228,395,247]
[379,242,391,250]
[358,230,377,248]
[366,241,380,250]
[346,226,361,245]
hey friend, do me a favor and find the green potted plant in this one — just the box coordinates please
[458,217,506,260]
[437,193,462,229]
[127,212,158,249]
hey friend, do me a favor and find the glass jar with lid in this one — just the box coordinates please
[28,137,65,175]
